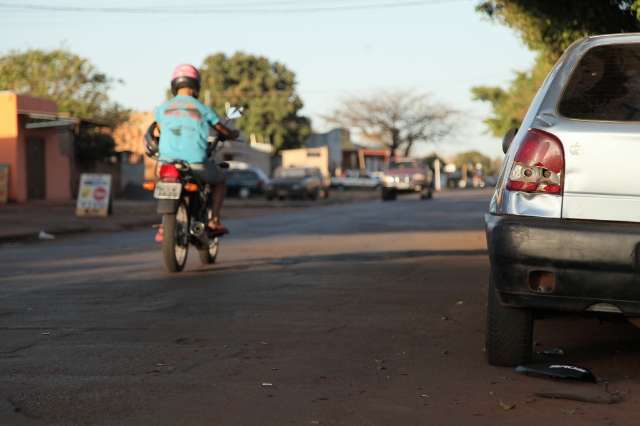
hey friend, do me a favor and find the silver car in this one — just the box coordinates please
[485,33,640,366]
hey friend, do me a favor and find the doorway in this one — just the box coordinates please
[26,137,46,200]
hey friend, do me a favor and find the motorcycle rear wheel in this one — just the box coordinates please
[162,201,189,273]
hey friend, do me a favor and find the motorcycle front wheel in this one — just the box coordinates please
[198,207,219,265]
[162,201,190,273]
[198,237,219,265]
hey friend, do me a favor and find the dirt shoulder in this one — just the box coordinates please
[0,190,379,243]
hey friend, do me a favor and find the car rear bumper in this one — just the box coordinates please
[485,213,640,315]
[267,187,307,197]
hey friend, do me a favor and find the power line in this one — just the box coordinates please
[0,0,471,15]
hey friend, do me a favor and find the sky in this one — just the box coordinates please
[0,0,535,159]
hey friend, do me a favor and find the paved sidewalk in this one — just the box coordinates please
[0,190,380,243]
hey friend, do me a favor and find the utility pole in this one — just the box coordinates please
[434,158,441,192]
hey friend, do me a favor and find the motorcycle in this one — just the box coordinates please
[144,105,242,273]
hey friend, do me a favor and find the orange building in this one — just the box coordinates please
[0,92,76,202]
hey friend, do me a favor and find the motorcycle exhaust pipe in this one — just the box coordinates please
[190,221,206,237]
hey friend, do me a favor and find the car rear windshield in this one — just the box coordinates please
[558,43,640,121]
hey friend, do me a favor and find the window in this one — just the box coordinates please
[559,43,640,121]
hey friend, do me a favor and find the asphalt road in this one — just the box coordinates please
[1,190,639,425]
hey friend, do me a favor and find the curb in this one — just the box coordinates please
[0,193,380,245]
[0,218,159,245]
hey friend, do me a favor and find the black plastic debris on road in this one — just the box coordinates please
[515,364,597,383]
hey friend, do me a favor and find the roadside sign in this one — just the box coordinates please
[0,164,8,204]
[76,174,112,217]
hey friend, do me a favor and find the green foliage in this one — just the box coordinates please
[0,48,127,126]
[75,128,116,164]
[0,48,128,164]
[454,150,500,175]
[474,1,640,137]
[197,52,311,154]
[477,1,639,62]
[472,59,551,137]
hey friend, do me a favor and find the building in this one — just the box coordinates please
[281,146,331,179]
[352,145,390,174]
[0,92,76,203]
[303,128,392,175]
[219,136,272,177]
[304,128,355,176]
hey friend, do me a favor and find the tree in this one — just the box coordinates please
[473,1,640,137]
[0,48,127,125]
[325,90,457,157]
[454,150,500,176]
[197,52,311,154]
[0,48,129,164]
[472,59,551,137]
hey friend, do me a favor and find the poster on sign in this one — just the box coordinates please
[76,174,112,217]
[0,164,8,204]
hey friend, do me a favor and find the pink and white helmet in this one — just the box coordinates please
[170,64,201,97]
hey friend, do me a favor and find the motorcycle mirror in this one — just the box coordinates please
[225,103,244,120]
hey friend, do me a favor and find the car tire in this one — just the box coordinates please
[239,187,250,199]
[421,189,433,200]
[382,188,397,201]
[486,276,533,367]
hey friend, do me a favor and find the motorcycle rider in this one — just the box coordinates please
[151,64,239,242]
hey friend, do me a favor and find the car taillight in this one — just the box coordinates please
[159,164,180,181]
[507,129,564,195]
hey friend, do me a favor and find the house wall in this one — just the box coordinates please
[305,128,347,175]
[0,93,19,201]
[44,130,73,200]
[219,141,272,176]
[0,92,73,202]
[281,146,330,178]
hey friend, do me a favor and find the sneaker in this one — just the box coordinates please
[154,227,164,243]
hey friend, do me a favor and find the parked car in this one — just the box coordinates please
[266,167,328,201]
[485,33,640,366]
[331,170,381,190]
[380,159,433,201]
[224,164,270,199]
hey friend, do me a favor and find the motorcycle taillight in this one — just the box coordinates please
[159,164,180,181]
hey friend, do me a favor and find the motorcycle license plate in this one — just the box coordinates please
[154,182,182,199]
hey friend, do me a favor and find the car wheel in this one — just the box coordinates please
[381,188,397,201]
[239,187,250,199]
[486,276,533,367]
[420,189,433,200]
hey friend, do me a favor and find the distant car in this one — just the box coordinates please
[484,176,498,187]
[266,167,328,201]
[224,165,270,199]
[486,33,640,367]
[381,159,433,201]
[331,170,380,190]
